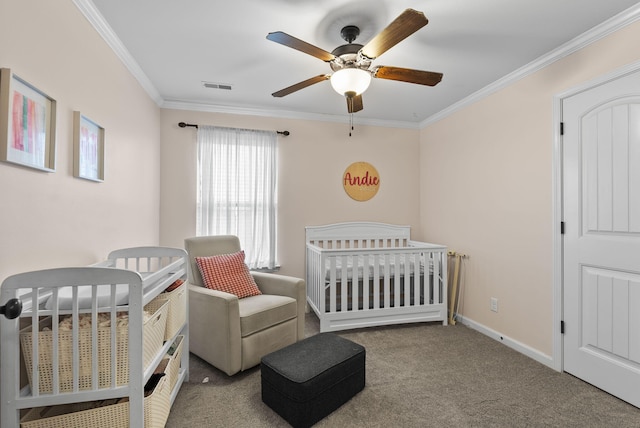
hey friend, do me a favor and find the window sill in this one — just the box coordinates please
[250,266,281,273]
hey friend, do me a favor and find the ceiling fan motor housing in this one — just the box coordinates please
[331,25,372,72]
[330,43,371,71]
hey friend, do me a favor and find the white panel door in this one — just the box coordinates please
[563,69,640,407]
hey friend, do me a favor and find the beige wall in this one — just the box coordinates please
[3,0,639,368]
[420,21,640,357]
[160,108,421,279]
[0,0,161,282]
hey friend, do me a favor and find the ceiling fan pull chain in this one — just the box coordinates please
[349,113,353,137]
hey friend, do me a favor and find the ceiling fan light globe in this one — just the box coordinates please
[330,68,371,96]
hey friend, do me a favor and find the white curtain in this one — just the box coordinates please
[196,125,278,270]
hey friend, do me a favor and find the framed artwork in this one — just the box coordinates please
[73,111,104,182]
[0,68,56,172]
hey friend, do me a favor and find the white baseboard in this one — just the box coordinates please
[455,315,557,371]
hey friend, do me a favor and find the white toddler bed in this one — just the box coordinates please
[306,222,448,332]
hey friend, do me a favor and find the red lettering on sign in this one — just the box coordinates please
[343,171,379,187]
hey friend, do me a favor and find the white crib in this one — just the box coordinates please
[306,222,448,332]
[0,246,188,428]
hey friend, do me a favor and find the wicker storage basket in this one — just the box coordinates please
[20,374,171,428]
[148,281,186,340]
[20,301,168,393]
[166,335,184,391]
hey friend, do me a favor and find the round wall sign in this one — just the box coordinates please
[343,161,380,201]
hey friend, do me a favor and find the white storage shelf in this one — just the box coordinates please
[0,246,189,428]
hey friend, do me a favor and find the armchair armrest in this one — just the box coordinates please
[252,271,305,301]
[252,272,306,340]
[188,283,242,376]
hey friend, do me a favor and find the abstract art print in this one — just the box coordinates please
[73,111,104,182]
[0,68,56,171]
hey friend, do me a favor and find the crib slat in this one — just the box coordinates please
[110,283,117,387]
[402,253,410,307]
[340,255,348,312]
[433,252,440,304]
[317,254,322,312]
[72,287,80,392]
[30,289,40,396]
[351,254,358,312]
[51,288,60,394]
[441,252,447,309]
[403,252,409,306]
[329,257,337,313]
[393,253,400,308]
[373,254,380,309]
[421,252,427,305]
[362,254,370,311]
[410,252,417,306]
[91,285,99,390]
[383,254,390,308]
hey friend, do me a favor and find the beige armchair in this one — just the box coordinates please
[185,235,305,376]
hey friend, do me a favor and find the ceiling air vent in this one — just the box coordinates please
[202,81,233,90]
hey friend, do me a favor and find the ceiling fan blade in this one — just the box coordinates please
[272,74,330,97]
[373,66,443,86]
[346,94,364,113]
[267,31,336,62]
[360,9,428,60]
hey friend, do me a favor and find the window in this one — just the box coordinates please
[196,126,278,270]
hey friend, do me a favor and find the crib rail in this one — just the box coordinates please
[0,268,144,427]
[306,221,411,250]
[306,240,448,332]
[95,246,186,306]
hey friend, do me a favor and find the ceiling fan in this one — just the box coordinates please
[266,8,443,114]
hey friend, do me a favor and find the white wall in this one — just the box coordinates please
[0,0,161,282]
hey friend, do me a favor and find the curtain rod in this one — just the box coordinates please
[178,122,290,136]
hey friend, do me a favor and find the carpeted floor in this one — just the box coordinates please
[165,313,640,427]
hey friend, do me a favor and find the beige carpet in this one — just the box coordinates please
[166,314,640,427]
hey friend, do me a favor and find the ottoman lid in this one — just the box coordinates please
[261,333,365,401]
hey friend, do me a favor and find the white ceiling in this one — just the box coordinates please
[86,0,640,127]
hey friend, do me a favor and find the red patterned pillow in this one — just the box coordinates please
[195,251,262,299]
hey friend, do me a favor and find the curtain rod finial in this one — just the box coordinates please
[179,122,198,129]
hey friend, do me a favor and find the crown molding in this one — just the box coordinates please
[73,0,163,105]
[420,3,640,128]
[74,0,416,129]
[161,99,420,129]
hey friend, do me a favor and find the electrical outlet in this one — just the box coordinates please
[490,297,498,312]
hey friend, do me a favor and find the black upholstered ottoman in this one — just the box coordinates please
[261,332,365,428]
